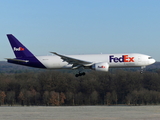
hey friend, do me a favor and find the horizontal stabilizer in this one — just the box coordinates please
[5,58,29,63]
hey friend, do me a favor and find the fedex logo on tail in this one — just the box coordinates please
[13,47,24,51]
[110,55,134,63]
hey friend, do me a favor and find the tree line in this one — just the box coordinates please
[0,69,160,106]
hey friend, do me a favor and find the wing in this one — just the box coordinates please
[50,52,93,69]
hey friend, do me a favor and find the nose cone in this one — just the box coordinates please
[150,58,156,65]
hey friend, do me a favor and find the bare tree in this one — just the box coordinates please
[6,91,15,106]
[0,91,6,105]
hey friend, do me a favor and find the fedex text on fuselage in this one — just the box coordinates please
[109,55,134,63]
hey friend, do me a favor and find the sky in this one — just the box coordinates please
[0,0,160,61]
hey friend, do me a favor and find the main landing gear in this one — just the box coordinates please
[75,72,86,77]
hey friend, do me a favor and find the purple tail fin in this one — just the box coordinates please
[7,34,34,58]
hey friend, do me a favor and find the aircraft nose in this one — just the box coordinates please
[151,59,156,64]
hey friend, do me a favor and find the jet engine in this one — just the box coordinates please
[91,62,109,72]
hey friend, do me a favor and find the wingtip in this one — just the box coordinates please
[50,52,57,54]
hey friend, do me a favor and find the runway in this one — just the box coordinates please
[0,105,160,120]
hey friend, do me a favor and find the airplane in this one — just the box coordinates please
[6,34,156,77]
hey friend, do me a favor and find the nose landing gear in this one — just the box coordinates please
[140,66,146,74]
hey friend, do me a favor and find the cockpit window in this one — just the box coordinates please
[148,57,152,59]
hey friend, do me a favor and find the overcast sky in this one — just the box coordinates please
[0,0,160,61]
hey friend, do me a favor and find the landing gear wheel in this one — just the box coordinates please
[75,74,79,77]
[75,72,86,77]
[81,72,85,76]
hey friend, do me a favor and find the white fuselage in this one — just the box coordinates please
[36,53,155,69]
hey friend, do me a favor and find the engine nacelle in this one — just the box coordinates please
[92,62,109,72]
